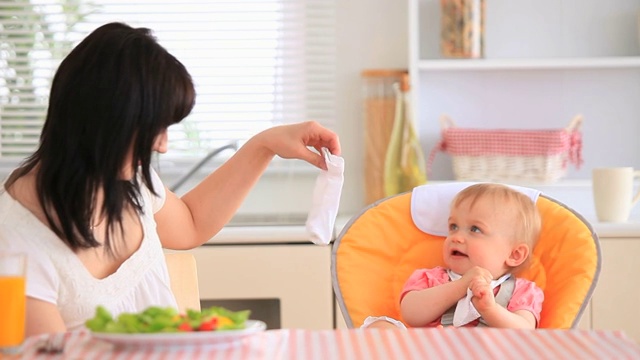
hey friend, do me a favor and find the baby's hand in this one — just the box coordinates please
[460,266,492,287]
[469,276,496,312]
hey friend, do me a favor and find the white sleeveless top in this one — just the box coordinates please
[0,168,177,330]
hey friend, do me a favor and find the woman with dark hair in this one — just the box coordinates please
[0,22,341,336]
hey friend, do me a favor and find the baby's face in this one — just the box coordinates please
[443,196,518,278]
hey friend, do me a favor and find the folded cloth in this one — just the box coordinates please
[410,182,541,236]
[305,148,345,245]
[447,270,511,327]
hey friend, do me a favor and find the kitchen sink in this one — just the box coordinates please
[226,213,309,227]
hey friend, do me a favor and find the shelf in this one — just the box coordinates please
[417,57,640,71]
[410,0,640,184]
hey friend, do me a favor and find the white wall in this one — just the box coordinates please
[334,0,409,213]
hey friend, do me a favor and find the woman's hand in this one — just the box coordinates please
[159,120,341,250]
[254,121,341,170]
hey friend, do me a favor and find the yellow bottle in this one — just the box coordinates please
[383,74,427,197]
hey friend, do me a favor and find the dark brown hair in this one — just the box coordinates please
[8,22,195,253]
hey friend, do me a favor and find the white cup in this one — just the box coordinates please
[592,167,640,222]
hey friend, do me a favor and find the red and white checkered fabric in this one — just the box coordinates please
[440,128,581,158]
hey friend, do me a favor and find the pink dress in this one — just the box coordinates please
[400,266,544,327]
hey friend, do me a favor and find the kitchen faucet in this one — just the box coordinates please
[169,141,239,192]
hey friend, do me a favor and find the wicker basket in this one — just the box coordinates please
[428,115,583,183]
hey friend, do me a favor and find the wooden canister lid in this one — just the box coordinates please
[361,69,407,78]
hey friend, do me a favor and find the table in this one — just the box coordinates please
[11,327,640,360]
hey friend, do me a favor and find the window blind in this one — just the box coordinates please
[0,0,336,160]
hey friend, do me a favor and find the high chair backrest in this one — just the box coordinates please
[332,186,601,329]
[165,252,201,313]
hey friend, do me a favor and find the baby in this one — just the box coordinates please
[365,183,544,329]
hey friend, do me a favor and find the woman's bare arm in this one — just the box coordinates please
[156,122,340,250]
[25,297,66,337]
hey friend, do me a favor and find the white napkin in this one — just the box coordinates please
[447,270,511,327]
[411,182,541,236]
[305,148,345,245]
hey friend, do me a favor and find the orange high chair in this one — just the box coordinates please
[332,183,601,329]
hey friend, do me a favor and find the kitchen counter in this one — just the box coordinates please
[207,224,312,245]
[587,220,640,238]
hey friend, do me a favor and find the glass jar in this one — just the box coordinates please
[361,69,406,204]
[440,0,485,58]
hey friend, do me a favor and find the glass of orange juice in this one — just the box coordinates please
[0,253,26,355]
